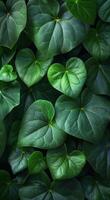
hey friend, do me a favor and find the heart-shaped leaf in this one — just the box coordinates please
[47,145,86,180]
[0,0,27,49]
[18,100,66,149]
[19,173,84,200]
[27,0,87,57]
[0,65,17,82]
[28,151,46,174]
[15,48,52,87]
[9,148,30,174]
[55,90,110,143]
[48,57,87,98]
[66,0,96,24]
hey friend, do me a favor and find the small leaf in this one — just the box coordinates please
[0,65,17,82]
[15,48,52,87]
[48,57,87,98]
[28,151,46,174]
[47,145,86,180]
[9,148,30,174]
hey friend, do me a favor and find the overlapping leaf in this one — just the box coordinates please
[19,173,84,200]
[47,145,86,180]
[0,0,27,49]
[15,48,52,87]
[27,0,87,57]
[48,57,87,98]
[18,100,66,149]
[55,90,110,143]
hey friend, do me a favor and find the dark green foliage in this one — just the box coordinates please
[0,0,110,199]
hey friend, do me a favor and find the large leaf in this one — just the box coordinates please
[19,173,84,200]
[47,145,86,180]
[27,0,87,57]
[0,170,19,200]
[83,22,110,60]
[15,48,52,87]
[55,90,110,143]
[66,0,96,24]
[0,0,27,49]
[0,121,6,158]
[82,176,110,200]
[0,81,20,120]
[83,133,110,179]
[85,58,110,96]
[99,0,110,22]
[18,100,66,149]
[48,57,87,98]
[9,148,30,174]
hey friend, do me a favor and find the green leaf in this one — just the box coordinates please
[27,0,87,57]
[18,100,66,149]
[0,121,6,158]
[0,0,27,49]
[8,121,21,148]
[47,145,86,180]
[55,90,110,143]
[9,148,30,174]
[0,170,19,200]
[83,22,110,60]
[83,133,110,179]
[19,173,84,200]
[0,65,17,82]
[99,0,110,22]
[66,0,96,24]
[15,48,52,87]
[82,176,110,200]
[97,0,105,8]
[0,81,20,120]
[28,151,46,174]
[1,47,16,65]
[85,58,110,96]
[48,57,87,98]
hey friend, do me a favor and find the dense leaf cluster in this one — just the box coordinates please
[0,0,110,199]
